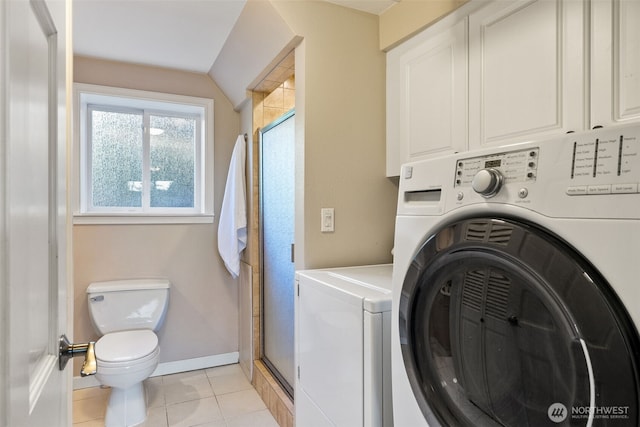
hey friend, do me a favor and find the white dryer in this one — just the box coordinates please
[295,264,393,427]
[391,124,640,426]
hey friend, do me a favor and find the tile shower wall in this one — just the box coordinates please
[253,360,294,427]
[255,77,296,126]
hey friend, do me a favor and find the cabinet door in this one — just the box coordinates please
[469,0,586,148]
[387,18,467,176]
[592,0,640,127]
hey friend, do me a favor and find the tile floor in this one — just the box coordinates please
[72,364,279,427]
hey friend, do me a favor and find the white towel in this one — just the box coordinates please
[218,135,247,278]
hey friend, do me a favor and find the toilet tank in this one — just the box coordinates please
[87,279,170,335]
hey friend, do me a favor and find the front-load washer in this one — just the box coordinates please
[391,124,640,426]
[295,264,393,427]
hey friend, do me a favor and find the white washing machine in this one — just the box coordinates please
[295,264,393,427]
[391,124,640,426]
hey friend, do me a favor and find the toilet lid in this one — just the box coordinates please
[95,330,158,363]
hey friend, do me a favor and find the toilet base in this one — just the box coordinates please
[105,382,147,427]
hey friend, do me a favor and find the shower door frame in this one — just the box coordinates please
[259,109,296,398]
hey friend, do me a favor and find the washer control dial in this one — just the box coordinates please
[472,168,504,197]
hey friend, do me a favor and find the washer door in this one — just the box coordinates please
[399,217,639,426]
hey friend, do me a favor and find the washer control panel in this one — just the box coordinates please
[455,148,539,189]
[399,124,640,219]
[452,127,640,198]
[566,132,639,195]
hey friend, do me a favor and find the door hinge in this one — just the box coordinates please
[298,365,300,379]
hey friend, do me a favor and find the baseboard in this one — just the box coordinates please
[73,351,239,390]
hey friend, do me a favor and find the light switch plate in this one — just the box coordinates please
[321,208,334,232]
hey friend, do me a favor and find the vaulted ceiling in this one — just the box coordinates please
[73,0,397,74]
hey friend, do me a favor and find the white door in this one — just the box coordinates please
[1,0,71,425]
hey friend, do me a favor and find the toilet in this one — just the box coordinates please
[86,278,170,427]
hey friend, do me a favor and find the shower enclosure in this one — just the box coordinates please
[260,110,295,395]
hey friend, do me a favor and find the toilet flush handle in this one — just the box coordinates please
[58,334,97,376]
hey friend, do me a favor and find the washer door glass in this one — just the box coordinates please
[399,217,640,426]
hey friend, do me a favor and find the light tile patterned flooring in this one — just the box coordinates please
[72,364,279,427]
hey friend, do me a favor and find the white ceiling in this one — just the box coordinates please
[73,0,247,73]
[73,0,397,74]
[324,0,397,15]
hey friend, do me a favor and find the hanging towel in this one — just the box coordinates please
[218,135,247,278]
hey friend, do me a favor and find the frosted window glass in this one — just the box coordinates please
[91,110,143,208]
[149,115,196,208]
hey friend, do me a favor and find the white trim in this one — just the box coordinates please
[0,0,7,420]
[73,214,214,225]
[72,352,239,390]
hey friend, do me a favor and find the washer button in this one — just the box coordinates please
[518,188,528,199]
[566,186,587,196]
[457,192,464,201]
[612,183,638,194]
[403,166,413,179]
[587,184,611,195]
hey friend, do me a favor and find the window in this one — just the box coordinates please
[74,84,214,224]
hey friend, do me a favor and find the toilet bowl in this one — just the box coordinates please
[87,279,170,427]
[95,330,160,426]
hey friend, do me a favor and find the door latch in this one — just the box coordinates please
[58,334,97,376]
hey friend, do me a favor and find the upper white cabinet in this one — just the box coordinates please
[386,0,640,176]
[468,0,586,148]
[386,16,468,177]
[591,0,640,127]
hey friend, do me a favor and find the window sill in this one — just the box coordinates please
[73,214,215,225]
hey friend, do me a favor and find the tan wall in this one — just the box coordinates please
[72,57,241,375]
[379,0,469,50]
[271,1,398,269]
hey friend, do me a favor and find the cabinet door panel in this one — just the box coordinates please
[592,0,640,126]
[470,0,585,147]
[387,18,467,176]
[617,0,640,121]
[402,21,467,163]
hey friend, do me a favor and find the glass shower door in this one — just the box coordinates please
[260,110,295,395]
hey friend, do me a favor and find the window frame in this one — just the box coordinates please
[73,83,214,224]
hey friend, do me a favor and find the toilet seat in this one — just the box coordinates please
[95,329,158,364]
[96,346,160,370]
